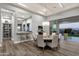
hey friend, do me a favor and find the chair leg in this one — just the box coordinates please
[43,47,44,55]
[58,43,60,49]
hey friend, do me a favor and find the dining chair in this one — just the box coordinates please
[47,34,59,50]
[37,35,46,55]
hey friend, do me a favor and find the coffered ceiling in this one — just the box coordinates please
[12,3,79,16]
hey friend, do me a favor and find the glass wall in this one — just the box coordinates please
[59,22,79,42]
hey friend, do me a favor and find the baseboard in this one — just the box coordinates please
[14,39,33,44]
[14,41,21,44]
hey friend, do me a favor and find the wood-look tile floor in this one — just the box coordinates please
[0,39,79,56]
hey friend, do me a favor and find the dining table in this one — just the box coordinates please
[43,37,52,46]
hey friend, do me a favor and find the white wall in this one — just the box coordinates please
[0,9,2,47]
[32,14,45,36]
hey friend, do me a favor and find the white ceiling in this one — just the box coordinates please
[13,3,79,16]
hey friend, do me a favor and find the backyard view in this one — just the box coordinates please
[59,22,79,42]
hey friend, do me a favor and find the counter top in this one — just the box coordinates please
[17,31,32,35]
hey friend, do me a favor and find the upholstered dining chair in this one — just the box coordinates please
[47,34,59,50]
[37,35,46,55]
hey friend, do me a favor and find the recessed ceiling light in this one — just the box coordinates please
[38,11,44,15]
[58,3,64,8]
[17,3,29,8]
[42,8,47,12]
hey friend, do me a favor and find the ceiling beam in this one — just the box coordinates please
[8,3,46,17]
[47,5,79,17]
[38,3,65,16]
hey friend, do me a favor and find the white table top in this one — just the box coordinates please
[43,37,52,40]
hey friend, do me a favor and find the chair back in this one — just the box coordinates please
[43,32,48,38]
[37,35,45,47]
[52,35,59,47]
